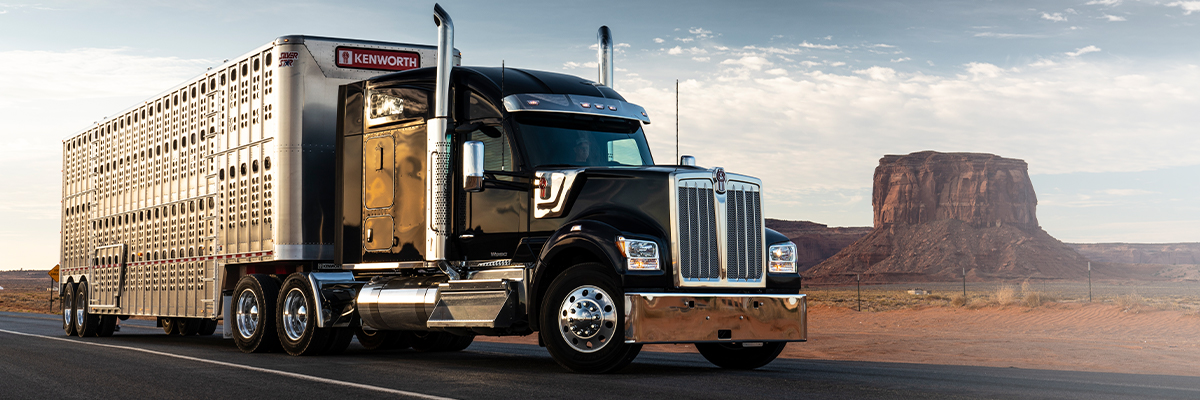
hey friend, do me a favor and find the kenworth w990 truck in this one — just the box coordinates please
[58,4,805,373]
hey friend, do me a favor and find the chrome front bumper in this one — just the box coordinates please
[623,293,806,344]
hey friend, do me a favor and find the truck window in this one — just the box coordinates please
[465,91,516,181]
[514,112,653,168]
[367,87,430,126]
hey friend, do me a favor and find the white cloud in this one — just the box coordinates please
[1041,12,1067,22]
[667,46,683,55]
[765,68,788,76]
[828,61,846,67]
[871,44,896,48]
[1099,189,1158,196]
[689,27,712,35]
[0,10,7,14]
[798,41,840,50]
[675,37,695,43]
[822,35,833,40]
[1167,1,1200,14]
[720,55,772,71]
[692,57,710,62]
[799,61,821,67]
[620,60,1200,224]
[0,48,213,103]
[1066,45,1101,57]
[653,38,664,43]
[1085,0,1121,5]
[616,43,631,48]
[1029,59,1058,67]
[890,57,911,63]
[1102,14,1127,21]
[562,61,598,69]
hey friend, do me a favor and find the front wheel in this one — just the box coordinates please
[540,263,641,373]
[695,342,787,370]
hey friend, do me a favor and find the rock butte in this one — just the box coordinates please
[807,151,1089,283]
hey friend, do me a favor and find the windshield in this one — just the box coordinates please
[515,113,654,168]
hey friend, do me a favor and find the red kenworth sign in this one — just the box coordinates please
[335,47,421,71]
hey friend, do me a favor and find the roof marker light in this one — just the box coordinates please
[526,99,540,106]
[580,102,591,108]
[595,103,603,109]
[608,105,616,111]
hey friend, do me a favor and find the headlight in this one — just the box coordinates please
[769,242,797,273]
[617,236,660,271]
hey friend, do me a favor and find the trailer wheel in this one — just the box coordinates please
[62,282,77,336]
[161,318,179,335]
[695,342,787,370]
[179,318,201,336]
[231,274,281,353]
[276,273,331,356]
[354,326,407,351]
[75,281,99,337]
[540,263,641,373]
[408,331,474,352]
[97,315,117,337]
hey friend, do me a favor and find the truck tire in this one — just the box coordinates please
[97,315,117,337]
[322,328,354,355]
[75,281,100,337]
[231,274,281,353]
[354,326,407,351]
[540,263,642,373]
[408,331,474,352]
[179,318,201,336]
[695,342,787,370]
[276,273,331,356]
[62,282,77,336]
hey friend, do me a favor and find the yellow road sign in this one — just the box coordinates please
[48,265,60,282]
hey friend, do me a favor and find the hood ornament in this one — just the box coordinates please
[713,167,727,194]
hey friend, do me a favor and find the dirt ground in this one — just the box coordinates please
[6,271,1198,376]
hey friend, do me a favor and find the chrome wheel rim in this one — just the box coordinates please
[62,289,71,326]
[557,285,617,353]
[282,288,308,341]
[74,285,85,328]
[235,290,259,339]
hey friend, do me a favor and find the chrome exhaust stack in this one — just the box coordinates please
[597,26,613,87]
[426,4,454,262]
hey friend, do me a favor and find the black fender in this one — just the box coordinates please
[528,219,668,331]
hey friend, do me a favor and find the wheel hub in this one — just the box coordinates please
[557,285,617,353]
[282,289,309,341]
[236,291,259,339]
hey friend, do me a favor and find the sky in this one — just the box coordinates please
[1,0,1198,270]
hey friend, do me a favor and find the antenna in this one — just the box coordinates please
[675,79,679,163]
[501,60,506,96]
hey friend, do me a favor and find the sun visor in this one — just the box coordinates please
[502,93,650,124]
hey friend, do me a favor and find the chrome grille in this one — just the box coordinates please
[674,176,764,287]
[677,183,719,280]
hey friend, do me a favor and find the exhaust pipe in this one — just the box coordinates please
[597,26,613,87]
[426,4,454,262]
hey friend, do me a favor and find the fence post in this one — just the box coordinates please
[856,273,862,312]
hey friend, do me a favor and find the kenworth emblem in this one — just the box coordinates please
[713,167,727,194]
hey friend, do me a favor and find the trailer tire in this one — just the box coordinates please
[540,263,641,373]
[232,274,281,353]
[162,318,179,335]
[276,273,330,356]
[62,282,77,336]
[354,327,407,351]
[97,315,117,337]
[75,281,99,337]
[179,318,201,336]
[695,342,787,370]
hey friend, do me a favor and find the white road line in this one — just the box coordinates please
[0,328,456,400]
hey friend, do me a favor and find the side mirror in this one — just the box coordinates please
[463,141,485,192]
[680,155,696,166]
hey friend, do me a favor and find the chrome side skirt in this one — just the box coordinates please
[623,292,806,344]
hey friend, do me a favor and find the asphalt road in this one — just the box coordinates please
[2,311,1198,399]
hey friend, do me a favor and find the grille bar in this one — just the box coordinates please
[678,184,719,280]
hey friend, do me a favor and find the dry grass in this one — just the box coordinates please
[1021,291,1054,308]
[993,285,1017,306]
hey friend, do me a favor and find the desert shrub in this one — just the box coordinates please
[993,285,1017,306]
[1022,291,1055,307]
[1116,292,1146,311]
[950,293,967,307]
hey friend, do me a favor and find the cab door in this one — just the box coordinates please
[456,91,528,260]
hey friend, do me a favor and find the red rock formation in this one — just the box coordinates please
[874,151,1038,229]
[807,151,1089,283]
